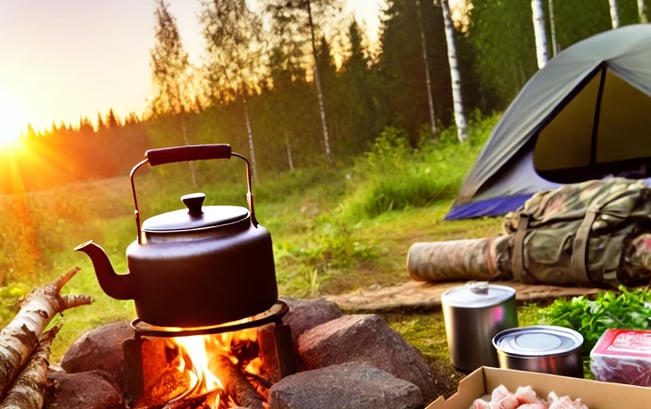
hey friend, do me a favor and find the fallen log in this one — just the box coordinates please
[0,325,60,409]
[0,266,92,396]
[407,236,511,282]
[209,354,265,409]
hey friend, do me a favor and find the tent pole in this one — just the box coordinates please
[590,65,607,167]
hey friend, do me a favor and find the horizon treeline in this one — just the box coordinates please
[2,0,647,194]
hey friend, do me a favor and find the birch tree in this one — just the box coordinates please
[639,0,648,22]
[548,0,558,55]
[609,0,621,28]
[264,0,340,166]
[531,0,549,69]
[378,0,452,143]
[201,0,266,181]
[440,0,467,142]
[416,0,437,135]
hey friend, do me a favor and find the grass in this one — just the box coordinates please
[0,113,549,374]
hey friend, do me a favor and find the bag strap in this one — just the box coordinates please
[512,213,530,282]
[570,186,640,284]
[570,208,598,284]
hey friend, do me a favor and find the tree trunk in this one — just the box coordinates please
[416,0,437,136]
[531,0,549,69]
[284,131,294,172]
[548,0,558,55]
[181,117,198,187]
[609,0,621,28]
[306,0,332,166]
[242,92,259,183]
[638,0,648,23]
[440,0,468,142]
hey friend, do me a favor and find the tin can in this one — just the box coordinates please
[441,282,518,373]
[493,325,584,378]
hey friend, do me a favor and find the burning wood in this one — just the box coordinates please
[141,389,220,409]
[0,266,92,402]
[208,354,265,409]
[125,337,193,407]
[126,329,273,409]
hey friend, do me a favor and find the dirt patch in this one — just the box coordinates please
[325,280,603,312]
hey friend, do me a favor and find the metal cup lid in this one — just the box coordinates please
[441,282,516,308]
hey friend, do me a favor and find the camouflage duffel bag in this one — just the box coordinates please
[502,178,651,288]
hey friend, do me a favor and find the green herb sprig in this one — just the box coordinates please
[539,286,651,357]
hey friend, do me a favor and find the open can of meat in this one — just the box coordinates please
[441,282,518,373]
[493,325,584,378]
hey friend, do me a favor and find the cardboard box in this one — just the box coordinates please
[425,366,651,409]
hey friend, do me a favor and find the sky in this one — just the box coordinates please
[0,0,384,138]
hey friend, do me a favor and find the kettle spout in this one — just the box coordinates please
[75,240,135,300]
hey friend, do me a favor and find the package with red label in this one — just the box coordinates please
[590,328,651,386]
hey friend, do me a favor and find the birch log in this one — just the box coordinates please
[0,267,92,396]
[0,325,60,409]
[407,236,511,282]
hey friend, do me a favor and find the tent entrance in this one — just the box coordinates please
[534,67,651,183]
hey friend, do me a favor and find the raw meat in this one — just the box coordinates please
[469,385,589,409]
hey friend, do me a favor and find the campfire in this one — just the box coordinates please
[50,297,440,409]
[123,309,295,409]
[129,331,266,408]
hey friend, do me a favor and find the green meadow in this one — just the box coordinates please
[1,115,524,363]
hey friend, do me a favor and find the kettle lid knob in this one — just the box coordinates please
[182,192,205,217]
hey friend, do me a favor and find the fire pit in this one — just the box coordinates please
[52,298,440,409]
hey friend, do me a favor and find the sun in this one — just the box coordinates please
[0,94,28,149]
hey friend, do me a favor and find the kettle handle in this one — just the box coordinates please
[145,144,232,165]
[129,144,257,244]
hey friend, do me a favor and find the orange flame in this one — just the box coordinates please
[174,335,223,408]
[172,328,262,408]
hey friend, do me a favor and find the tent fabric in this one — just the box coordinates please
[446,24,651,220]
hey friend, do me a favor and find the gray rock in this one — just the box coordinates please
[60,320,134,388]
[297,313,438,403]
[280,297,343,344]
[268,361,422,409]
[46,370,125,409]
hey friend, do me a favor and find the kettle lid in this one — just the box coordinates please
[142,192,249,232]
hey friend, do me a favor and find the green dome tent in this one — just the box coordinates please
[446,24,651,220]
